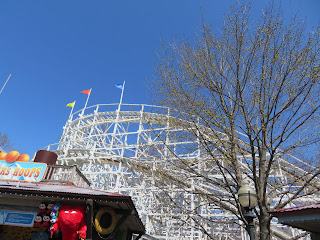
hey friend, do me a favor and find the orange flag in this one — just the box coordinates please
[81,89,91,95]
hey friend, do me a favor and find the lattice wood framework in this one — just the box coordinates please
[44,103,319,240]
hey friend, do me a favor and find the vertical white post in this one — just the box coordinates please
[82,88,92,115]
[117,81,125,111]
[110,82,125,152]
[59,101,76,147]
[68,101,76,121]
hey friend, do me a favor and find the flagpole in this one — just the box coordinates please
[68,101,76,120]
[118,81,125,111]
[82,88,92,115]
[61,101,76,144]
[0,73,12,95]
[111,81,125,152]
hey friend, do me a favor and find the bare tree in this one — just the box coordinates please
[0,132,12,152]
[150,2,320,239]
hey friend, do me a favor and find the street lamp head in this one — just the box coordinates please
[238,180,257,208]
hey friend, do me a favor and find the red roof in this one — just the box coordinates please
[270,202,320,233]
[271,202,320,213]
[270,202,320,219]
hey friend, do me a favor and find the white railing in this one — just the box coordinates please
[42,165,91,188]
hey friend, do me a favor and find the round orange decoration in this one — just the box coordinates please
[16,153,30,162]
[5,151,19,163]
[0,152,6,160]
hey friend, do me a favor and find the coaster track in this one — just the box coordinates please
[44,103,319,240]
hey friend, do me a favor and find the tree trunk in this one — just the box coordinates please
[259,205,271,240]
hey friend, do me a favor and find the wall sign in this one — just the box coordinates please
[0,209,37,227]
[0,160,47,182]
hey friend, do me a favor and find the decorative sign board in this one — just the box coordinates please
[0,209,37,227]
[0,160,47,182]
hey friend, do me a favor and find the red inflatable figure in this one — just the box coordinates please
[50,205,87,240]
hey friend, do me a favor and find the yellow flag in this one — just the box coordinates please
[66,101,75,107]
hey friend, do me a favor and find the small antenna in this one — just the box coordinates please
[0,73,12,95]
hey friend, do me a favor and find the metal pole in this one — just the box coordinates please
[244,208,255,240]
[117,81,125,112]
[0,73,12,95]
[81,88,92,115]
[247,215,255,240]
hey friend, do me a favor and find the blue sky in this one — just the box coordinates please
[0,0,319,156]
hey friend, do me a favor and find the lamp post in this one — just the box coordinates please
[238,180,257,240]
